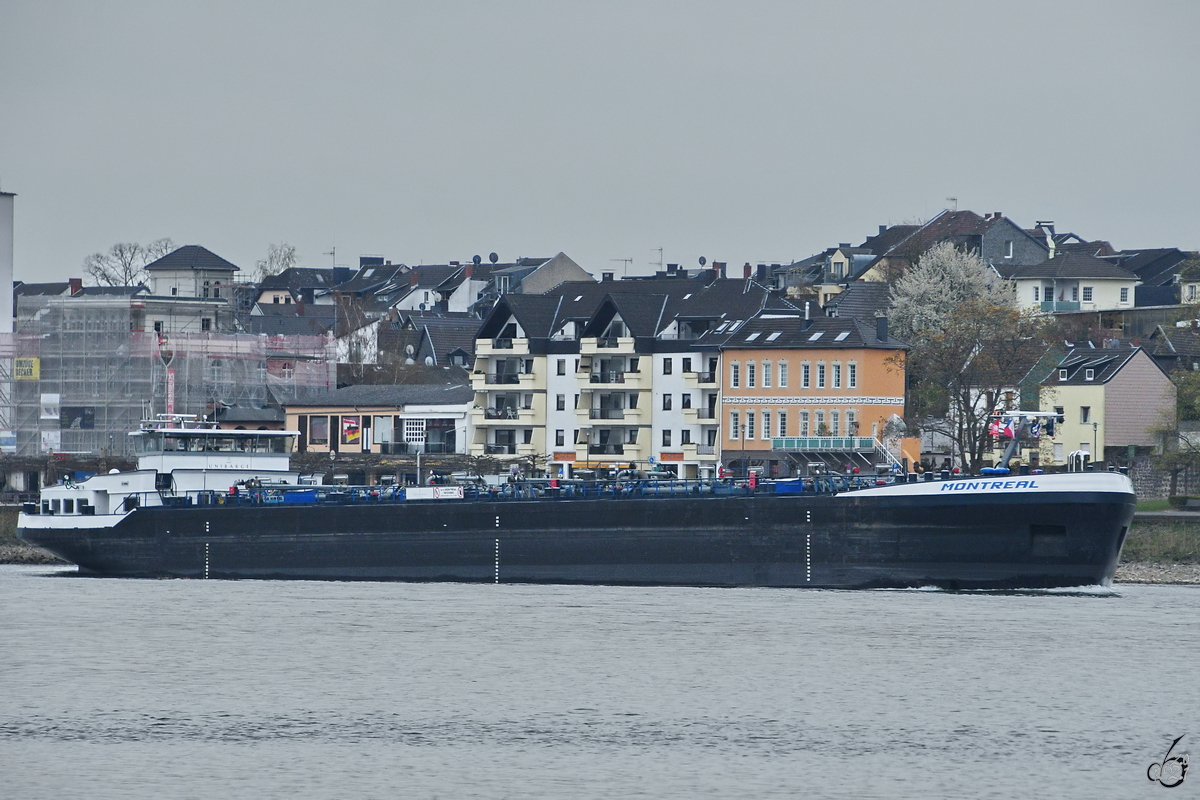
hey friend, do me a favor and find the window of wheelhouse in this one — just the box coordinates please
[309,416,329,446]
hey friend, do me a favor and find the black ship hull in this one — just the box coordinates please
[18,484,1136,590]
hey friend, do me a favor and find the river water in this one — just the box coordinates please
[1,565,1196,799]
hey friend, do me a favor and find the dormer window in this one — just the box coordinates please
[1059,369,1068,380]
[1085,368,1095,381]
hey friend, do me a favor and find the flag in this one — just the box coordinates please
[1030,421,1041,438]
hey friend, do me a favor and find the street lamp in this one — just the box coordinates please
[1092,421,1098,465]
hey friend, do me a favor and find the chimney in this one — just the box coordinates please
[464,263,474,279]
[743,262,752,279]
[876,316,888,343]
[878,225,887,235]
[756,264,769,282]
[602,272,614,282]
[718,262,727,279]
[994,211,1001,219]
[296,299,305,316]
[1037,220,1056,259]
[385,260,391,266]
[69,278,82,296]
[450,261,460,266]
[410,270,419,287]
[666,263,678,274]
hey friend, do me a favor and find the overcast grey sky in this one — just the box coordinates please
[2,1,1197,282]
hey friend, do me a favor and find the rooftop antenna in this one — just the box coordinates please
[324,246,336,268]
[610,258,633,278]
[651,247,663,271]
[946,197,958,211]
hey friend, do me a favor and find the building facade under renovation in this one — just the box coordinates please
[7,289,335,459]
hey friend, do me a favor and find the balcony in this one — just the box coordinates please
[682,371,717,388]
[589,408,626,420]
[1040,300,1080,312]
[588,443,625,455]
[373,442,457,455]
[581,370,647,391]
[483,373,520,385]
[682,442,719,461]
[578,405,644,427]
[485,443,518,455]
[682,406,718,423]
[580,336,636,355]
[472,406,535,426]
[476,338,530,356]
[589,370,627,384]
[770,436,877,452]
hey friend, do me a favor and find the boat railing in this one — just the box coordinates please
[23,475,907,517]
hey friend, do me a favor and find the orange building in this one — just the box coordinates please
[705,313,916,477]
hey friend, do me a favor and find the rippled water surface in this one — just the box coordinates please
[1,565,1196,799]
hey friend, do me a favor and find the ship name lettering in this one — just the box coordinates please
[939,479,1040,492]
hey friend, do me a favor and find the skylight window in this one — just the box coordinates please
[728,321,744,332]
[745,332,760,341]
[715,321,731,333]
[683,293,692,300]
[834,331,850,341]
[766,332,782,341]
[575,295,583,301]
[808,331,824,341]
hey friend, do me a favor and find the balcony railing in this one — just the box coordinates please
[1040,301,1080,312]
[590,370,627,384]
[589,408,625,420]
[374,442,457,455]
[770,436,877,452]
[693,371,716,384]
[492,338,513,349]
[697,444,716,455]
[597,337,620,348]
[484,373,520,384]
[484,407,524,419]
[693,408,716,419]
[588,443,625,455]
[486,443,518,455]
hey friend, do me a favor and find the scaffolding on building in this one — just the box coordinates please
[8,293,335,457]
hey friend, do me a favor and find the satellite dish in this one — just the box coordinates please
[698,256,707,266]
[424,356,434,366]
[489,252,499,264]
[405,344,415,356]
[473,254,482,266]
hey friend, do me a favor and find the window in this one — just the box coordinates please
[1082,286,1093,302]
[848,362,857,389]
[1059,369,1068,380]
[662,429,672,447]
[1120,287,1129,303]
[1072,286,1079,302]
[730,411,740,440]
[214,286,221,299]
[817,362,826,389]
[833,363,842,389]
[663,394,672,411]
[171,287,178,297]
[555,430,565,447]
[846,409,857,434]
[681,429,692,445]
[201,318,212,331]
[681,393,691,409]
[778,411,787,436]
[682,358,692,373]
[574,394,580,409]
[153,321,163,333]
[1085,369,1095,381]
[747,362,757,388]
[801,362,810,388]
[556,394,566,411]
[762,410,771,439]
[628,393,639,409]
[557,359,566,376]
[731,362,740,388]
[762,361,772,388]
[202,280,211,298]
[1080,406,1091,423]
[815,410,826,435]
[871,421,879,438]
[1033,286,1040,302]
[1190,285,1198,303]
[663,358,673,375]
[779,361,788,387]
[830,410,840,435]
[745,411,755,440]
[800,411,810,435]
[1005,240,1014,258]
[309,416,329,446]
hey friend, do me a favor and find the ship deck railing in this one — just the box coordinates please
[22,475,909,516]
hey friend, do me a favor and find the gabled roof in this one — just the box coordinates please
[332,263,408,295]
[1134,285,1179,307]
[1006,252,1138,281]
[1148,324,1200,366]
[866,210,989,267]
[696,312,906,350]
[858,225,921,254]
[258,268,342,294]
[144,245,239,273]
[1043,345,1152,385]
[581,293,671,338]
[14,281,71,297]
[477,294,564,339]
[404,313,482,365]
[75,285,149,297]
[1110,248,1194,286]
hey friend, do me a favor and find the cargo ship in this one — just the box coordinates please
[17,416,1136,589]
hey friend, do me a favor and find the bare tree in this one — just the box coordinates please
[255,242,298,282]
[82,238,176,286]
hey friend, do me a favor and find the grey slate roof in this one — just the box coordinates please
[402,312,482,364]
[824,282,890,324]
[288,380,474,408]
[1005,252,1139,281]
[1111,248,1194,286]
[214,405,286,424]
[696,312,906,350]
[14,282,71,297]
[258,268,341,294]
[1043,345,1149,385]
[144,245,239,273]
